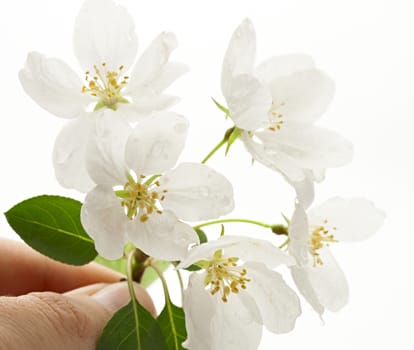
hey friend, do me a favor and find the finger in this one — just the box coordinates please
[0,238,124,295]
[0,281,156,350]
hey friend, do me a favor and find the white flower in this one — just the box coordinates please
[177,235,301,350]
[19,0,187,192]
[288,197,385,315]
[221,19,353,207]
[80,111,234,260]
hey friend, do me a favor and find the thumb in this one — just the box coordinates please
[0,282,156,350]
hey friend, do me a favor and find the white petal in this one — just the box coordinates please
[19,52,88,119]
[290,266,324,315]
[86,110,131,186]
[81,185,127,260]
[244,262,301,333]
[268,69,334,124]
[178,235,294,269]
[292,248,349,313]
[222,18,256,100]
[73,0,138,71]
[227,74,272,130]
[128,210,198,261]
[120,94,180,122]
[308,197,385,242]
[287,173,315,209]
[125,112,188,175]
[255,54,315,85]
[242,132,307,182]
[159,163,234,221]
[288,203,310,267]
[52,115,96,193]
[125,32,185,96]
[183,273,262,350]
[255,125,354,170]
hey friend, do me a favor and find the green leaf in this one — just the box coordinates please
[141,260,170,288]
[158,302,187,350]
[4,195,97,265]
[194,228,208,244]
[95,255,127,275]
[211,97,229,116]
[97,300,168,350]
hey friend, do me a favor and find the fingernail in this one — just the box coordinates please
[92,281,145,314]
[64,283,109,297]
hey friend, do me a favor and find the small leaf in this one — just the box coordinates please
[211,97,230,116]
[97,300,168,350]
[5,195,97,265]
[95,255,127,275]
[195,228,208,244]
[158,302,187,350]
[141,260,170,288]
[225,127,242,155]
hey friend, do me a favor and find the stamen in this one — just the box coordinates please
[309,219,338,266]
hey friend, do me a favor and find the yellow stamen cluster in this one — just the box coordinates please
[204,252,250,303]
[268,100,286,131]
[117,175,167,222]
[309,219,338,266]
[81,62,129,110]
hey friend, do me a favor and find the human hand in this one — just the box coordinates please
[0,238,156,350]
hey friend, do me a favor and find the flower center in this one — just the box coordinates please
[203,250,250,303]
[115,175,167,222]
[81,62,129,111]
[268,100,286,131]
[308,219,337,266]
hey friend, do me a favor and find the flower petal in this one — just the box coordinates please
[222,18,256,100]
[128,210,198,261]
[267,69,334,124]
[52,114,96,192]
[19,52,89,119]
[227,74,272,130]
[308,197,385,242]
[242,132,307,182]
[244,261,301,334]
[291,248,349,313]
[125,112,188,175]
[183,272,263,350]
[254,54,315,85]
[254,125,354,170]
[73,0,138,71]
[177,235,294,269]
[86,110,132,186]
[125,32,186,96]
[288,203,310,267]
[287,172,315,209]
[81,185,127,260]
[159,163,234,221]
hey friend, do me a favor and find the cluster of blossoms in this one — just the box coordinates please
[19,0,385,349]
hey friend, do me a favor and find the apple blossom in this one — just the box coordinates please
[288,197,385,315]
[177,235,301,350]
[221,19,353,207]
[80,111,234,260]
[19,0,187,192]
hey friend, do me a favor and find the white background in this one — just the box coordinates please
[0,0,412,349]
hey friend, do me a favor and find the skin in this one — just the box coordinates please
[0,238,156,349]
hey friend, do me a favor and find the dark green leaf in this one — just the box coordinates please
[194,228,208,244]
[5,195,97,265]
[158,302,187,350]
[97,300,167,350]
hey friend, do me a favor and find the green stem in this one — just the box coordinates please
[127,250,141,350]
[201,137,226,164]
[194,218,272,230]
[150,261,180,350]
[176,269,185,304]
